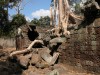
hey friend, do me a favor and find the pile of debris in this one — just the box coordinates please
[9,25,68,75]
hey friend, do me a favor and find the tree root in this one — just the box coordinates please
[10,40,43,57]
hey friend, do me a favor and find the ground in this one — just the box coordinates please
[0,47,96,75]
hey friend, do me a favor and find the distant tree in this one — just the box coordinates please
[43,16,50,25]
[31,18,39,25]
[11,14,27,28]
[39,16,50,26]
[31,16,50,26]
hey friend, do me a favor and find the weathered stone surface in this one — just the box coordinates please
[43,36,51,46]
[35,60,50,68]
[40,52,52,63]
[94,18,100,27]
[49,43,57,50]
[30,54,41,65]
[17,54,32,68]
[38,47,51,54]
[46,69,59,75]
[49,37,66,50]
[50,37,66,44]
[91,41,97,46]
[58,24,100,74]
[91,46,97,50]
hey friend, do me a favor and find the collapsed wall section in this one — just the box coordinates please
[58,18,100,74]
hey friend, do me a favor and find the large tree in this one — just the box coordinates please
[50,0,100,35]
[50,0,82,36]
[0,0,21,36]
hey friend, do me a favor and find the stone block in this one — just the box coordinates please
[94,27,100,34]
[94,18,100,27]
[30,54,41,65]
[91,46,97,50]
[50,37,67,44]
[84,60,94,66]
[90,35,97,41]
[90,28,96,35]
[17,55,31,68]
[46,69,59,75]
[80,46,86,51]
[91,41,97,46]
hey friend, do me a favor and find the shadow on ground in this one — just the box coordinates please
[0,50,23,75]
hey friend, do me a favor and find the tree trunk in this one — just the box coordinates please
[50,6,53,26]
[54,0,56,26]
[50,0,83,36]
[59,0,63,26]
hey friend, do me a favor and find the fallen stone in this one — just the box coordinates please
[46,69,59,75]
[49,52,59,65]
[17,54,32,68]
[40,51,52,63]
[43,36,51,46]
[35,60,50,68]
[49,37,67,51]
[38,47,51,54]
[30,54,41,65]
[50,37,66,44]
[49,42,59,51]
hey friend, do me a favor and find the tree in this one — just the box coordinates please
[11,14,27,28]
[31,18,39,25]
[31,16,50,26]
[14,0,33,14]
[0,0,21,37]
[39,16,50,26]
[49,0,84,36]
[43,16,50,25]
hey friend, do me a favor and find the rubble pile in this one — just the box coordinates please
[9,25,69,75]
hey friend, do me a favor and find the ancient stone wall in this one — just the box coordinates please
[58,18,100,74]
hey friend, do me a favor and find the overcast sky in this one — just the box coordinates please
[8,0,51,21]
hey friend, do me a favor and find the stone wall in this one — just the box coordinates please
[58,18,100,74]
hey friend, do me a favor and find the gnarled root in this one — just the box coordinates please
[10,40,43,57]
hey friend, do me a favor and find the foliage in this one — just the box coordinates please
[74,3,81,14]
[0,0,21,8]
[31,18,39,25]
[0,0,22,37]
[11,14,27,28]
[39,16,50,26]
[31,16,50,26]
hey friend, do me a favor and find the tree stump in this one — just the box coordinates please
[16,34,25,50]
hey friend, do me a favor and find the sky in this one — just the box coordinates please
[8,0,51,21]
